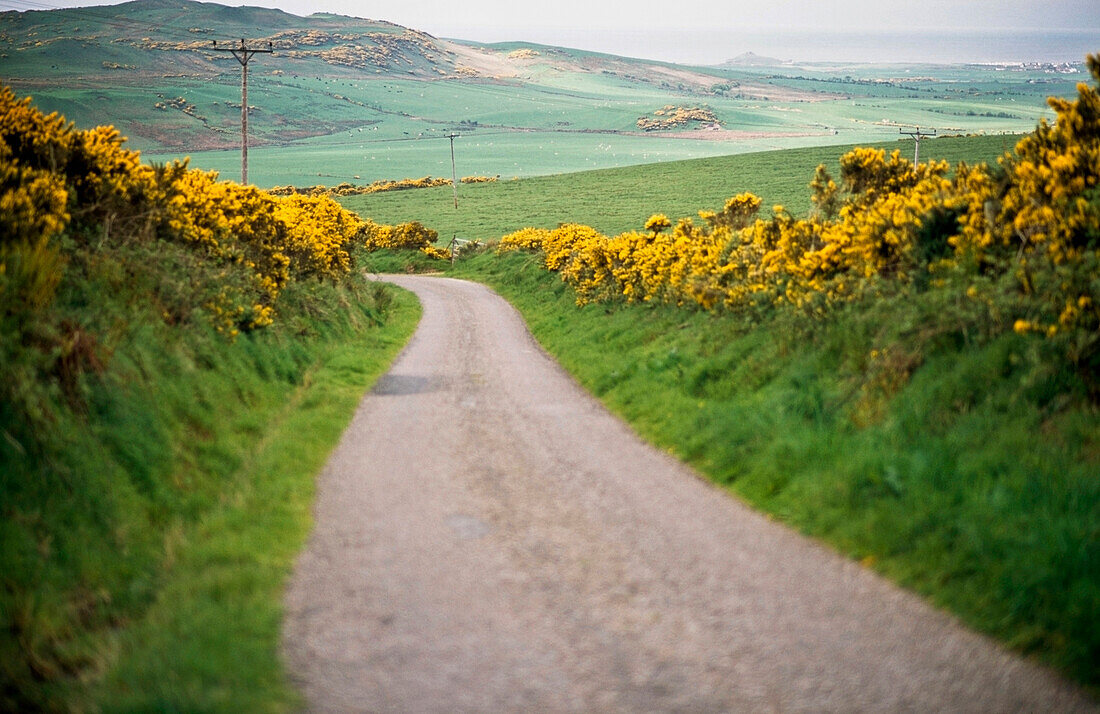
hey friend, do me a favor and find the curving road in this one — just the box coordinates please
[282,275,1095,712]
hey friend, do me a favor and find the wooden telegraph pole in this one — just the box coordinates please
[211,39,273,184]
[446,133,460,209]
[899,126,936,165]
[446,133,460,265]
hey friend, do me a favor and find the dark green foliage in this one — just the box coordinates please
[914,205,961,267]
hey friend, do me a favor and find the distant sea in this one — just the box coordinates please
[499,28,1099,66]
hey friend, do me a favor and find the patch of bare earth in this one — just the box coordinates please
[434,41,843,103]
[436,40,522,78]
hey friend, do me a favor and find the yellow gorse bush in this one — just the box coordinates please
[502,54,1100,384]
[637,105,720,132]
[360,218,453,261]
[269,175,488,197]
[275,194,360,279]
[0,83,444,336]
[167,169,290,331]
[0,140,69,246]
[2,87,77,320]
[500,226,551,252]
[998,68,1100,263]
[362,219,437,251]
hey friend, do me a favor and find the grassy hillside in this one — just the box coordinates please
[341,133,1018,239]
[0,0,417,152]
[3,0,1080,184]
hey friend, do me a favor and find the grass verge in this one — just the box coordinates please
[452,251,1099,694]
[1,273,420,711]
[91,286,419,711]
[90,286,421,712]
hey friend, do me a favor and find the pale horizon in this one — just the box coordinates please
[1,0,1097,65]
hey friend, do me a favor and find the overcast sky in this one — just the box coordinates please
[3,0,1098,63]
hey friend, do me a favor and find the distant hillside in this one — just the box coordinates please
[0,0,462,150]
[723,51,786,66]
[0,0,832,154]
[0,0,1080,184]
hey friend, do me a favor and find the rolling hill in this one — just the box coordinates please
[0,0,1085,185]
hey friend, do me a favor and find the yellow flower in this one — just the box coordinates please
[644,214,672,234]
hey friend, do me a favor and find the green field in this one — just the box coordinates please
[144,68,1058,186]
[341,133,1020,240]
[162,121,800,186]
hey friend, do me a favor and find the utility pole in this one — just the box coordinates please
[446,133,459,209]
[210,39,273,184]
[899,126,936,165]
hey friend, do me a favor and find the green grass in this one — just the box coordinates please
[451,250,1099,693]
[90,286,420,711]
[160,126,798,187]
[342,133,1019,239]
[1,264,420,711]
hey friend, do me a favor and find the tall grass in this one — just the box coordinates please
[1,242,420,710]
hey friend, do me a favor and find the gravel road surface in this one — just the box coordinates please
[283,275,1095,712]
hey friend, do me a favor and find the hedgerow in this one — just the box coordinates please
[501,54,1100,397]
[0,82,450,455]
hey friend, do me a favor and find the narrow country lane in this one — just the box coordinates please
[282,275,1095,713]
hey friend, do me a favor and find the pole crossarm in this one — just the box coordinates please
[208,39,275,185]
[899,126,937,165]
[211,38,274,65]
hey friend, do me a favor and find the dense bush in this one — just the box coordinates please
[362,218,451,260]
[269,174,501,196]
